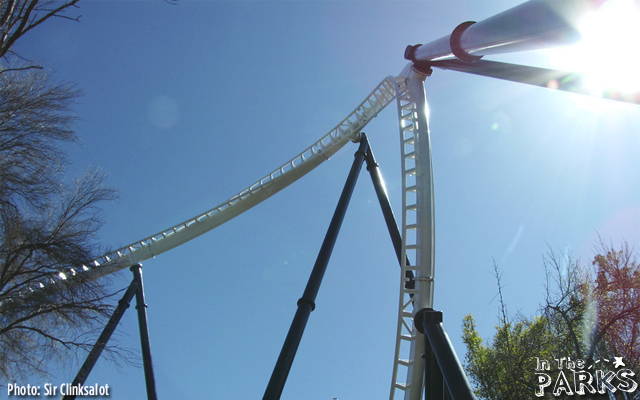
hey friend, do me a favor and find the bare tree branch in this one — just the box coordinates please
[0,69,122,381]
[0,0,81,65]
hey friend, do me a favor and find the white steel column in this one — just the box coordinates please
[390,65,435,400]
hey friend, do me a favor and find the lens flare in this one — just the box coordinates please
[548,0,640,105]
[579,0,640,94]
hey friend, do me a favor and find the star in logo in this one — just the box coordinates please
[613,357,625,368]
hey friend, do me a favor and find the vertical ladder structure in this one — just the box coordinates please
[390,66,435,400]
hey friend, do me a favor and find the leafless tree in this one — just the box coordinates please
[1,0,80,68]
[0,68,120,381]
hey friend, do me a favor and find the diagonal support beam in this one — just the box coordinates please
[131,264,158,400]
[363,141,415,290]
[63,264,158,400]
[429,59,640,105]
[415,308,476,400]
[62,280,139,400]
[263,136,369,400]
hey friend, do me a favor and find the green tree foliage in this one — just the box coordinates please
[463,315,558,400]
[463,243,640,400]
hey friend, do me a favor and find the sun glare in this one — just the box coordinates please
[548,0,640,105]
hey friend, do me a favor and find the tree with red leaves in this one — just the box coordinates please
[463,242,640,400]
[590,242,640,369]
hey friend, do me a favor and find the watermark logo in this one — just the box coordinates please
[534,356,638,397]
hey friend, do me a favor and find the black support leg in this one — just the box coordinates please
[62,280,139,400]
[262,136,369,400]
[416,308,476,400]
[131,264,158,400]
[363,138,415,290]
[423,335,446,400]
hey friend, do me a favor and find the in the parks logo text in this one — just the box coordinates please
[534,356,638,397]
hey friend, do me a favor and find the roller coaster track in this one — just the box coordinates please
[12,66,436,400]
[29,76,401,283]
[12,1,639,397]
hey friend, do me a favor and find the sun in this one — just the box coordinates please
[578,0,640,95]
[546,0,640,106]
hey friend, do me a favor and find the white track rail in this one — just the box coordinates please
[14,68,436,400]
[14,76,400,291]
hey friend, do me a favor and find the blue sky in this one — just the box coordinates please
[14,1,640,399]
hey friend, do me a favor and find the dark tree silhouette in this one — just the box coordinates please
[0,68,119,380]
[1,0,80,63]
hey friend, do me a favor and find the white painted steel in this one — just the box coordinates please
[413,0,593,62]
[389,66,434,400]
[12,77,401,297]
